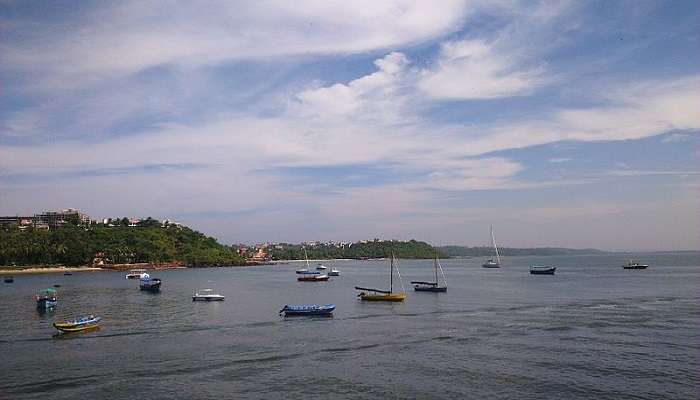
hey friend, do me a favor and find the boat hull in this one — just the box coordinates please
[358,292,407,302]
[280,304,335,316]
[53,317,101,332]
[36,298,57,308]
[192,296,225,301]
[414,286,447,292]
[327,271,340,276]
[297,275,329,281]
[530,267,556,275]
[140,279,162,291]
[623,265,648,269]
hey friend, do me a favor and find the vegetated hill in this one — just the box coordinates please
[269,239,444,260]
[0,221,246,267]
[437,246,606,257]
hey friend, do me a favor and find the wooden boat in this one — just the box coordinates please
[125,269,147,279]
[355,253,406,302]
[411,254,447,292]
[192,289,225,301]
[279,304,335,317]
[36,288,58,309]
[622,261,648,269]
[530,266,556,275]
[53,315,101,332]
[482,225,502,268]
[139,273,162,291]
[298,274,329,282]
[3,276,13,283]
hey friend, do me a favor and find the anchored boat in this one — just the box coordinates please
[279,304,335,317]
[125,269,147,279]
[482,225,502,268]
[4,276,14,283]
[35,288,58,309]
[530,266,557,275]
[192,289,225,301]
[622,261,649,269]
[328,268,340,276]
[298,274,329,282]
[53,315,101,333]
[139,273,162,291]
[411,254,447,292]
[355,253,407,302]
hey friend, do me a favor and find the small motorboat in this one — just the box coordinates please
[192,289,225,301]
[297,274,329,282]
[316,264,327,270]
[125,269,147,279]
[530,266,557,275]
[328,268,340,276]
[279,304,335,317]
[53,315,101,333]
[35,288,58,309]
[295,268,311,274]
[4,276,14,283]
[622,261,649,269]
[139,273,162,291]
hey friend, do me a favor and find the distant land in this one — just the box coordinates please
[436,246,606,257]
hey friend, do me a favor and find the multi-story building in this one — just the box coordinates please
[0,208,91,230]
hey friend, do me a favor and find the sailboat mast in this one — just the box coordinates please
[390,252,394,293]
[434,254,438,283]
[491,225,501,265]
[304,247,310,269]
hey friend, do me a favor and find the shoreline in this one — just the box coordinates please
[0,266,104,275]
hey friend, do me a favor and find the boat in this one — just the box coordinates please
[53,315,101,333]
[192,289,225,301]
[4,276,14,283]
[295,247,313,274]
[355,253,407,302]
[482,225,502,268]
[63,272,73,276]
[298,274,329,282]
[316,264,327,270]
[279,304,335,317]
[530,266,556,275]
[139,273,162,291]
[622,260,649,269]
[328,268,340,276]
[411,254,447,292]
[125,269,147,279]
[35,288,58,309]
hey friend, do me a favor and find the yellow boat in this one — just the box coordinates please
[53,315,101,333]
[355,253,406,302]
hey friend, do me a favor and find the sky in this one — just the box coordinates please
[0,0,698,251]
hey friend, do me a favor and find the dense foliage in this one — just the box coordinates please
[0,222,246,267]
[268,240,444,260]
[436,246,605,257]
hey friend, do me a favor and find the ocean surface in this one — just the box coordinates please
[1,252,698,399]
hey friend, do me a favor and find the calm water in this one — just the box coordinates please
[1,252,698,399]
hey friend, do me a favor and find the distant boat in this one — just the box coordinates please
[63,272,73,276]
[355,253,407,302]
[316,264,327,270]
[53,315,101,333]
[35,288,58,309]
[411,254,447,292]
[296,247,313,274]
[298,274,329,282]
[125,269,147,279]
[139,273,162,291]
[192,289,225,301]
[530,266,556,275]
[482,225,502,268]
[622,261,649,269]
[328,268,340,276]
[279,304,335,317]
[4,276,14,283]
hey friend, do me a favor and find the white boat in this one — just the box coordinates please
[328,268,340,276]
[316,264,327,270]
[125,269,147,279]
[482,225,501,268]
[295,247,312,275]
[192,289,225,301]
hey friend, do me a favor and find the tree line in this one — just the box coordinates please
[268,239,444,260]
[0,222,246,267]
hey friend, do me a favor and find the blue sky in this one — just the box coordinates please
[0,0,698,250]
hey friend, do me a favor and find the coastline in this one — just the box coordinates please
[0,266,103,275]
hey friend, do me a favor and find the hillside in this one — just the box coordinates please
[0,222,246,267]
[269,239,443,260]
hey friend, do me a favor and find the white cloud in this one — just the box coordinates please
[418,39,546,100]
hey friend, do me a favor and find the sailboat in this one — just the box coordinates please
[482,225,501,268]
[297,247,329,281]
[295,247,313,274]
[355,253,407,301]
[411,254,447,292]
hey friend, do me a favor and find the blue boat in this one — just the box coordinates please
[35,288,58,309]
[139,273,162,292]
[279,304,335,317]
